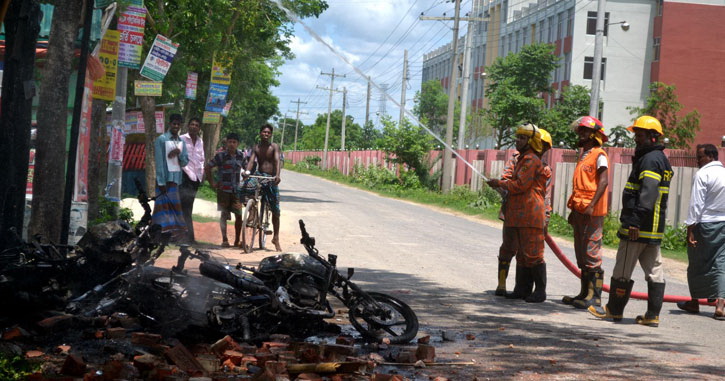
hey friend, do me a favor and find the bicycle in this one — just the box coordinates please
[239,174,276,253]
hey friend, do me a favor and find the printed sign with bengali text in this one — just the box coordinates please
[92,30,120,101]
[140,34,179,81]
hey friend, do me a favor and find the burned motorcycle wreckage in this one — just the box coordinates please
[76,219,419,344]
[0,180,167,322]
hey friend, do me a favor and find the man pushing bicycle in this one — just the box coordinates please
[243,123,282,251]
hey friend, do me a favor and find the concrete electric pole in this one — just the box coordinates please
[279,112,288,147]
[399,49,409,126]
[589,0,606,117]
[341,87,348,150]
[320,68,345,169]
[365,76,372,127]
[291,98,307,151]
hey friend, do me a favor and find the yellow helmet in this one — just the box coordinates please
[515,123,543,154]
[539,128,553,149]
[627,115,663,136]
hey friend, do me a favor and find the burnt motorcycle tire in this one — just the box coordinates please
[348,292,418,344]
[258,200,270,250]
[242,200,258,253]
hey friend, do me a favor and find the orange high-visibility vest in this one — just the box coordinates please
[567,147,609,216]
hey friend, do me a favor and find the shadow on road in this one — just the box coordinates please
[280,194,338,203]
[349,268,721,379]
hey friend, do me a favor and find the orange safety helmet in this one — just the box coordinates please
[627,115,663,136]
[571,116,608,145]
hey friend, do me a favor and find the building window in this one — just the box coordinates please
[538,20,545,42]
[557,12,563,40]
[586,11,610,36]
[584,56,607,80]
[548,16,556,42]
[564,52,572,80]
[656,0,664,16]
[567,8,574,37]
[653,37,661,61]
[523,27,528,46]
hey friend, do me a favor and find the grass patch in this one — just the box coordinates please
[192,214,219,223]
[287,163,689,263]
[197,182,216,202]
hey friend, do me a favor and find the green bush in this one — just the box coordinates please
[548,213,573,236]
[0,355,35,380]
[302,155,321,168]
[90,198,134,226]
[602,214,621,246]
[662,224,687,251]
[350,164,398,188]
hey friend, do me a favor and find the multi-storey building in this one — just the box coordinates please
[422,0,725,148]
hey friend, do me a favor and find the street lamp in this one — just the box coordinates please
[559,141,565,148]
[721,135,725,148]
[608,20,630,31]
[616,137,624,147]
[663,137,670,147]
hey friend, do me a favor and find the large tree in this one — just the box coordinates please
[413,80,459,139]
[538,84,591,149]
[484,43,559,149]
[0,0,41,248]
[298,110,362,150]
[29,0,84,241]
[627,81,700,149]
[378,116,434,184]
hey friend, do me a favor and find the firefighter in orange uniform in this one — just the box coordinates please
[562,116,610,310]
[487,124,551,303]
[494,150,520,296]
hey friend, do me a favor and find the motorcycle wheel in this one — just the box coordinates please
[348,292,418,344]
[242,199,257,253]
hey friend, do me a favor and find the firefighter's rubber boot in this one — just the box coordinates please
[636,281,665,327]
[506,266,533,299]
[588,278,633,322]
[573,269,604,310]
[562,267,586,305]
[495,259,511,296]
[525,263,547,303]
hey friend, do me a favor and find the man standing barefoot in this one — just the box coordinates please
[245,124,282,251]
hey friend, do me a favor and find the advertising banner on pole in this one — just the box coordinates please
[140,34,179,81]
[221,100,232,117]
[74,75,94,202]
[185,72,198,99]
[92,30,119,101]
[134,80,163,96]
[122,110,165,134]
[117,1,146,69]
[203,59,231,124]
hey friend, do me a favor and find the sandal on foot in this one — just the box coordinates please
[714,311,725,321]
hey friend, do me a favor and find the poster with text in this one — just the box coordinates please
[92,30,119,101]
[117,1,146,69]
[75,75,94,202]
[140,34,179,81]
[203,59,232,124]
[185,72,198,99]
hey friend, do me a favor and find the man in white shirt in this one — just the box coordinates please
[678,144,725,320]
[180,117,204,243]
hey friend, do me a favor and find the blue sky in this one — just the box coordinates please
[272,0,476,130]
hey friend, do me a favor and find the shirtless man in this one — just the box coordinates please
[244,124,282,251]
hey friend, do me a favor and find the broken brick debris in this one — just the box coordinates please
[106,327,126,339]
[60,353,87,376]
[415,344,436,363]
[210,335,242,356]
[165,343,206,376]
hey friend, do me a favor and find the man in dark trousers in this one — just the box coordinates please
[180,117,204,243]
[244,124,282,251]
[589,116,672,327]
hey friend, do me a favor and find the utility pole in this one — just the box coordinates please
[341,87,348,150]
[420,2,486,192]
[365,76,371,127]
[291,98,307,151]
[458,1,479,149]
[589,0,606,117]
[399,50,408,126]
[279,112,288,148]
[320,68,345,169]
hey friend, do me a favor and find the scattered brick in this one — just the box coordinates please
[165,343,206,376]
[433,377,449,381]
[269,334,292,343]
[222,350,245,366]
[415,344,435,363]
[106,327,126,339]
[54,345,71,355]
[94,330,105,339]
[210,335,241,356]
[254,352,277,368]
[60,354,86,376]
[238,343,257,354]
[36,314,75,331]
[262,341,289,353]
[196,354,220,373]
[2,326,29,340]
[322,344,354,361]
[133,354,162,372]
[372,374,405,381]
[131,332,163,347]
[417,335,430,344]
[393,349,416,363]
[296,373,323,380]
[25,350,44,358]
[466,333,476,340]
[241,355,258,367]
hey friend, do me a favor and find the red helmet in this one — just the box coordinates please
[571,116,604,131]
[571,116,608,144]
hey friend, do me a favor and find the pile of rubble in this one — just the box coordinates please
[1,313,450,380]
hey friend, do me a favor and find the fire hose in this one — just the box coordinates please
[545,234,715,306]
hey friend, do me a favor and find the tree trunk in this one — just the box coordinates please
[29,0,83,242]
[87,99,108,222]
[202,123,221,164]
[0,0,41,247]
[140,96,158,196]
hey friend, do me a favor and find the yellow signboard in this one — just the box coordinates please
[203,111,221,124]
[134,80,163,96]
[92,30,120,101]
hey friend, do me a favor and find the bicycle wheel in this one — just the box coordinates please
[241,199,257,253]
[258,200,270,250]
[348,292,418,344]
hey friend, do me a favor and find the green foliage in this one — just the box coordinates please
[538,85,592,149]
[0,355,36,380]
[627,82,701,149]
[197,182,217,202]
[413,80,458,138]
[602,214,621,246]
[350,164,399,188]
[662,224,688,251]
[607,125,635,148]
[302,155,322,168]
[377,117,434,184]
[361,121,383,149]
[297,110,364,150]
[547,213,574,236]
[90,198,134,226]
[484,43,560,149]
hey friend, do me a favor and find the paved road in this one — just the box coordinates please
[275,169,723,379]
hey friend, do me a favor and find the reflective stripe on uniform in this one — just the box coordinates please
[618,227,664,239]
[639,170,662,181]
[625,182,640,191]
